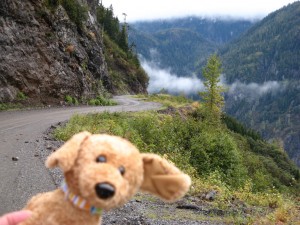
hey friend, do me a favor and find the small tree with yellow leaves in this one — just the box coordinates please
[199,54,226,124]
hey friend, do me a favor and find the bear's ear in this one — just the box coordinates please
[46,131,91,172]
[140,153,191,202]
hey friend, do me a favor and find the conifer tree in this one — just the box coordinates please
[200,54,225,124]
[119,24,129,52]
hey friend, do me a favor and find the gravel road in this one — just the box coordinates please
[0,96,161,215]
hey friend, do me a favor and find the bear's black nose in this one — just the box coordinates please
[95,183,115,199]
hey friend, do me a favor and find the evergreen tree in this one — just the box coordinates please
[119,24,129,52]
[200,54,225,124]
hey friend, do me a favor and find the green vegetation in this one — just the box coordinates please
[221,2,300,83]
[45,0,59,9]
[222,115,262,141]
[103,33,148,94]
[221,2,300,167]
[94,4,147,94]
[88,96,116,106]
[16,92,27,100]
[54,94,300,222]
[130,19,253,76]
[96,4,130,54]
[0,103,22,111]
[45,0,88,28]
[64,95,78,105]
[136,93,193,107]
[64,94,116,106]
[199,54,225,124]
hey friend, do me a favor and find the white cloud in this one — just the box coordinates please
[140,58,284,99]
[141,59,204,95]
[228,81,283,100]
[102,0,297,21]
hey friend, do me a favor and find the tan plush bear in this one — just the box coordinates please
[20,131,191,225]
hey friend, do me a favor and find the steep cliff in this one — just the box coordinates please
[0,0,147,105]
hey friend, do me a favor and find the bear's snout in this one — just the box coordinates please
[95,182,115,199]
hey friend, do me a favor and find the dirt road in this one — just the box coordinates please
[0,96,161,215]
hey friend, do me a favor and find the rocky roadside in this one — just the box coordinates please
[39,124,245,225]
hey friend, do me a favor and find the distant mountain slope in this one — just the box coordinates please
[221,1,300,166]
[221,2,300,83]
[130,27,215,76]
[132,17,254,44]
[129,17,254,76]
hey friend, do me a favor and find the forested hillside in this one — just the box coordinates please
[221,1,300,166]
[129,17,254,76]
[221,2,300,83]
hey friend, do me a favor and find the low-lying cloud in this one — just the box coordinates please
[227,80,283,100]
[140,58,284,99]
[141,59,205,95]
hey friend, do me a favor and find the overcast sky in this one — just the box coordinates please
[101,0,298,22]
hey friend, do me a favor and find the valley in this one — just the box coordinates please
[129,1,300,167]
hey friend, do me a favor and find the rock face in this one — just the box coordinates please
[0,0,112,104]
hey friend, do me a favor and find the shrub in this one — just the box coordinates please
[0,103,22,111]
[16,92,27,100]
[46,0,60,8]
[88,99,97,106]
[73,97,79,105]
[190,130,247,187]
[60,0,88,28]
[54,108,300,196]
[88,96,116,106]
[64,95,78,105]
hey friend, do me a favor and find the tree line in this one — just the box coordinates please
[96,4,129,53]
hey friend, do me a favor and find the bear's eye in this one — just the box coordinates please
[118,166,125,176]
[96,155,107,163]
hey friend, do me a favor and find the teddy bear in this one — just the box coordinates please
[19,131,191,225]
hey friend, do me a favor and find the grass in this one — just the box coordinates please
[0,103,22,111]
[64,95,116,106]
[87,96,117,106]
[135,94,194,108]
[16,92,27,100]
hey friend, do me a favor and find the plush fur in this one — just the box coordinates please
[20,131,191,225]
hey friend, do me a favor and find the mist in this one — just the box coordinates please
[227,81,283,100]
[141,59,204,95]
[140,57,284,100]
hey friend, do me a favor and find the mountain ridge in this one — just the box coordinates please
[129,17,254,76]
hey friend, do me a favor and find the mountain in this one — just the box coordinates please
[221,2,300,83]
[0,0,147,106]
[129,17,254,76]
[129,2,300,167]
[130,27,215,76]
[221,1,300,166]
